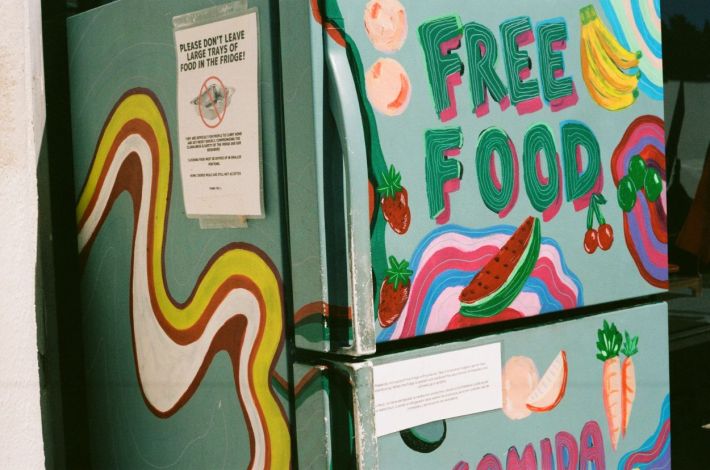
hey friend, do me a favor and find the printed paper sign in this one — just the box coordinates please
[373,343,502,437]
[174,10,261,218]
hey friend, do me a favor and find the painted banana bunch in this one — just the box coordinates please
[580,5,641,111]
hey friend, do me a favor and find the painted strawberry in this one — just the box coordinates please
[378,256,413,328]
[378,165,411,234]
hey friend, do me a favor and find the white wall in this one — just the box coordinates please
[0,0,46,467]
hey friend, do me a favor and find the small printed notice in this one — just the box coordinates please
[373,343,502,437]
[174,8,261,218]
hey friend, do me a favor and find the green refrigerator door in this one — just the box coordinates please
[68,0,292,467]
[296,302,670,469]
[282,0,668,353]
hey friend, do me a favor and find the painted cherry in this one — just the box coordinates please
[584,228,599,254]
[598,223,614,250]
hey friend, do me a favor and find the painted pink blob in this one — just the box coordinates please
[540,438,554,470]
[535,152,550,185]
[498,141,520,219]
[516,96,543,115]
[538,153,564,221]
[555,431,579,470]
[363,0,408,52]
[439,35,463,122]
[499,95,511,111]
[476,455,503,470]
[507,444,538,469]
[475,94,490,118]
[572,145,604,212]
[516,29,534,47]
[435,147,462,224]
[436,179,461,224]
[489,154,503,191]
[550,84,579,113]
[365,58,412,116]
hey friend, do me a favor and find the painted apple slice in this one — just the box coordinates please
[526,351,568,412]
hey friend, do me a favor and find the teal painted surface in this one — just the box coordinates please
[68,0,290,467]
[305,0,667,346]
[374,303,670,468]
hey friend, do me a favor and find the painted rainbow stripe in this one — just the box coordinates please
[599,0,663,100]
[76,90,290,469]
[611,115,667,288]
[378,225,583,342]
[618,394,671,470]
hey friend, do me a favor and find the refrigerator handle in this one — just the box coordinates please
[324,35,377,356]
[329,360,379,469]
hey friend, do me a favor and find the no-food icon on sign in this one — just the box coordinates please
[192,76,234,128]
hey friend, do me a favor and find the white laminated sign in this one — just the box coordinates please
[174,3,261,224]
[373,343,503,437]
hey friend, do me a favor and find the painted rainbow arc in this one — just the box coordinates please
[76,89,290,469]
[610,114,667,288]
[378,225,583,342]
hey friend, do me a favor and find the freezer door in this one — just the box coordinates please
[297,303,671,468]
[285,0,668,351]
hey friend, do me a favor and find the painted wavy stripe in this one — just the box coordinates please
[394,259,572,340]
[628,194,668,274]
[531,259,577,308]
[409,225,511,268]
[645,160,667,239]
[410,266,571,337]
[610,126,667,245]
[409,247,500,323]
[410,227,583,300]
[599,0,663,99]
[610,123,665,186]
[600,0,662,68]
[627,188,666,258]
[611,115,667,288]
[619,394,671,470]
[452,461,470,470]
[612,146,668,244]
[613,143,667,242]
[378,226,582,341]
[414,268,491,335]
[76,90,289,469]
[424,276,565,336]
[426,289,540,334]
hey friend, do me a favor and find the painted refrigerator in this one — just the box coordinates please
[66,0,669,468]
[68,0,292,467]
[295,304,670,469]
[282,0,670,469]
[283,0,668,355]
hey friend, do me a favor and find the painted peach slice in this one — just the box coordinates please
[502,355,539,420]
[363,0,408,52]
[365,58,411,116]
[526,351,568,412]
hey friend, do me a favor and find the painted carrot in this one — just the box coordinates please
[596,320,624,450]
[621,331,639,436]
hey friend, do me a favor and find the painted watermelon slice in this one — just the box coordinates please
[459,216,541,317]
